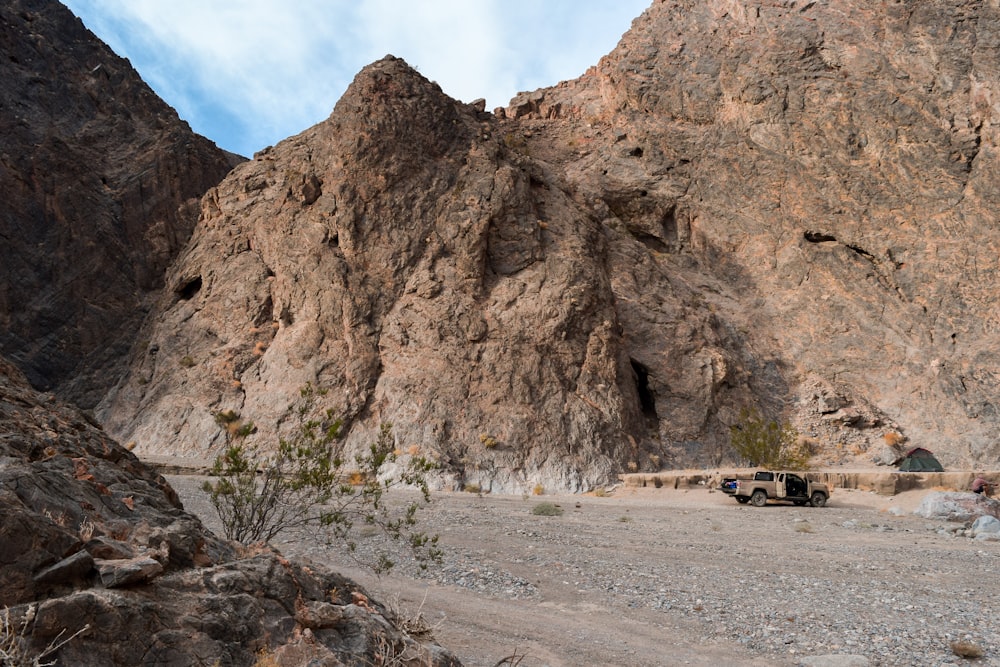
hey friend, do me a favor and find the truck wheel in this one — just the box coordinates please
[810,492,827,507]
[736,496,750,504]
[750,490,767,507]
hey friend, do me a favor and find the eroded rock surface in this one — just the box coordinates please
[0,0,239,407]
[103,1,1000,489]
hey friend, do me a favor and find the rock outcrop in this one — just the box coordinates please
[505,0,1000,470]
[0,354,461,666]
[101,0,1000,487]
[0,0,239,408]
[100,56,648,492]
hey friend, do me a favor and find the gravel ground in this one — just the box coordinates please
[167,475,1000,667]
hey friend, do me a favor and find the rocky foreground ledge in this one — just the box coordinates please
[0,356,460,666]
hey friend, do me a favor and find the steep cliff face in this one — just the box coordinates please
[101,57,648,492]
[0,0,239,407]
[510,0,1000,467]
[103,0,1000,489]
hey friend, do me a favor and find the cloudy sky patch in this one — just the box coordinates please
[64,1,649,157]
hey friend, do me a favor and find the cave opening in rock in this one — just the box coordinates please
[630,359,657,419]
[176,276,202,301]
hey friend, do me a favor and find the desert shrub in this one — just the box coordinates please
[531,502,563,516]
[179,355,196,368]
[479,433,498,449]
[730,408,810,469]
[883,431,904,447]
[203,388,440,574]
[532,484,544,496]
[463,482,481,494]
[951,640,984,659]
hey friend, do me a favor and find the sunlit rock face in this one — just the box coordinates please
[104,1,1000,489]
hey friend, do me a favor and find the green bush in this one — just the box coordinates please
[203,388,440,574]
[531,502,563,516]
[729,408,810,469]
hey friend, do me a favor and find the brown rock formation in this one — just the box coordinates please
[103,0,1000,488]
[101,56,649,492]
[0,0,239,408]
[0,355,461,666]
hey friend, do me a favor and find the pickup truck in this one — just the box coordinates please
[719,471,830,507]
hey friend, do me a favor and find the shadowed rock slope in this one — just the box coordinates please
[104,0,1000,490]
[0,0,239,408]
[0,355,461,666]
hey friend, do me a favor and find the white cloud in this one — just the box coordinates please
[64,0,649,156]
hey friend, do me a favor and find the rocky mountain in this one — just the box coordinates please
[99,0,1000,490]
[0,0,239,408]
[0,353,461,665]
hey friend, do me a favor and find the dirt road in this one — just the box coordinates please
[167,477,1000,667]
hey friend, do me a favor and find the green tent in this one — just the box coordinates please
[898,447,944,472]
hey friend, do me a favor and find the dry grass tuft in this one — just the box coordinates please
[252,647,280,667]
[950,639,984,659]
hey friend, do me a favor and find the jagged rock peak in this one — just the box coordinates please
[101,48,645,493]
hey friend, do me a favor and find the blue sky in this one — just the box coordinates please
[64,1,650,157]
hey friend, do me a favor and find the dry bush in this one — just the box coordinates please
[794,522,814,534]
[883,431,904,447]
[1,605,90,667]
[78,518,95,542]
[531,502,563,517]
[532,484,544,496]
[252,647,279,667]
[386,591,440,640]
[950,639,984,659]
[463,482,481,494]
[204,401,440,574]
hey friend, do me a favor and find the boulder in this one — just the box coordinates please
[913,492,1000,523]
[971,515,1000,540]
